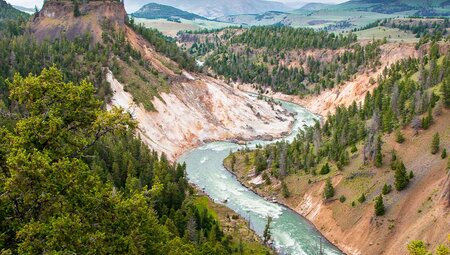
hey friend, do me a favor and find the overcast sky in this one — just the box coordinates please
[8,0,348,10]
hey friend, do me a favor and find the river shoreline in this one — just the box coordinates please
[178,96,345,254]
[170,116,296,163]
[222,155,347,255]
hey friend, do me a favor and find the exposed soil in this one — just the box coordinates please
[30,1,126,44]
[107,70,294,161]
[225,109,450,255]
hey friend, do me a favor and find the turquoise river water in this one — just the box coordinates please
[178,98,344,255]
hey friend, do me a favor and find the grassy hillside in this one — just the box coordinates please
[295,2,332,12]
[132,3,207,21]
[330,0,450,16]
[214,0,450,31]
[353,26,419,43]
[135,17,234,37]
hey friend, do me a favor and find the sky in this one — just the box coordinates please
[8,0,347,10]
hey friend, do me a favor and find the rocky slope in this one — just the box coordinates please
[108,70,293,161]
[31,0,294,161]
[296,110,450,255]
[227,41,450,254]
[31,0,126,43]
[120,24,294,161]
[225,108,450,254]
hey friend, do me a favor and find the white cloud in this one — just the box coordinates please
[7,0,42,8]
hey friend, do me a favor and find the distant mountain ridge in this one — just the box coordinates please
[127,0,292,19]
[299,2,332,11]
[0,0,29,20]
[132,3,208,20]
[12,5,36,14]
[331,0,450,16]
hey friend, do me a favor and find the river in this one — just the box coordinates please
[178,98,343,255]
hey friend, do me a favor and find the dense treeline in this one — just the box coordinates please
[234,42,449,191]
[0,11,267,255]
[181,26,381,95]
[0,68,242,254]
[0,17,189,111]
[0,19,147,107]
[0,33,111,104]
[381,18,450,43]
[204,39,382,95]
[231,26,357,50]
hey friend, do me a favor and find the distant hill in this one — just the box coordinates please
[214,0,450,31]
[299,2,332,11]
[0,0,29,20]
[127,0,292,19]
[12,5,36,14]
[215,11,287,25]
[132,3,208,21]
[330,0,450,16]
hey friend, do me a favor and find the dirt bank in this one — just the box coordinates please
[224,107,450,255]
[107,70,294,161]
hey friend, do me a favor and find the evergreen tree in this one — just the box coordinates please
[374,195,385,216]
[324,178,334,199]
[281,181,290,198]
[254,150,268,174]
[263,216,272,244]
[442,77,450,108]
[431,132,440,155]
[394,161,409,191]
[395,129,405,144]
[375,136,383,167]
[382,183,392,195]
[320,162,331,175]
[358,193,366,203]
[442,148,447,159]
[422,107,433,130]
[0,68,236,254]
[73,1,81,17]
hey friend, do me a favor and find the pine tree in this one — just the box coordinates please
[324,178,334,199]
[254,150,267,174]
[390,150,398,170]
[263,216,272,244]
[431,132,440,155]
[320,162,330,175]
[375,136,383,167]
[374,195,385,216]
[281,181,290,198]
[442,149,447,159]
[394,161,409,191]
[73,1,81,17]
[442,77,450,108]
[382,183,392,195]
[358,193,366,203]
[395,129,405,144]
